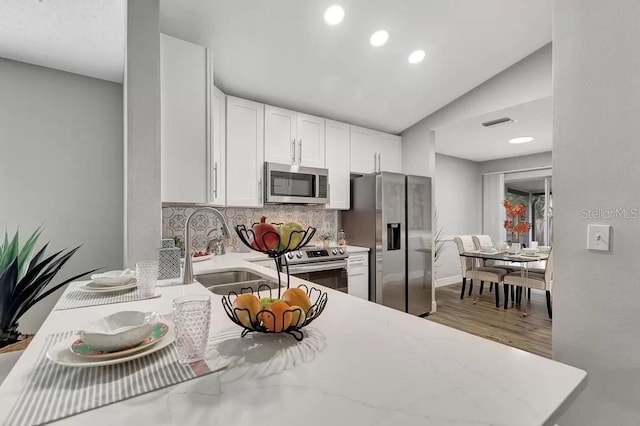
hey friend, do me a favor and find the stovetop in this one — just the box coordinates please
[284,246,349,264]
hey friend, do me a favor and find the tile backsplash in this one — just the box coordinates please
[162,205,338,253]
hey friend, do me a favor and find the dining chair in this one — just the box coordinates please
[454,236,507,307]
[0,350,23,385]
[503,250,553,318]
[471,234,520,297]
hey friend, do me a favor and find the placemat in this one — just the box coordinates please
[55,283,161,310]
[4,330,222,426]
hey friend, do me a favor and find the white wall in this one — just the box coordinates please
[0,58,123,333]
[479,151,552,174]
[552,1,640,424]
[402,43,551,177]
[124,0,162,266]
[434,154,482,285]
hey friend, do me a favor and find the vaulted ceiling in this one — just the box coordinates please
[161,0,551,133]
[0,0,551,135]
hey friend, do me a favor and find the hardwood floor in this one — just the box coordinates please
[426,283,552,358]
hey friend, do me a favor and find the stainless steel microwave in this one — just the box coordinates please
[264,162,328,204]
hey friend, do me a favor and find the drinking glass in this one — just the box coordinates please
[136,260,158,297]
[173,295,211,364]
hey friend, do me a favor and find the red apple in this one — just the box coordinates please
[250,216,279,251]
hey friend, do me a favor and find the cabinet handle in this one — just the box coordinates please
[292,139,296,165]
[377,153,381,172]
[298,139,302,165]
[349,273,365,277]
[327,183,331,204]
[373,153,377,172]
[213,162,218,198]
[258,178,263,202]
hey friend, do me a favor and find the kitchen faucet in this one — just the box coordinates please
[182,207,230,284]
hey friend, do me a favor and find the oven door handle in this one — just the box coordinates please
[287,260,347,274]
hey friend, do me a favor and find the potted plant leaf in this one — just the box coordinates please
[0,227,98,348]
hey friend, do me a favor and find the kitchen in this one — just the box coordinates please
[5,0,633,425]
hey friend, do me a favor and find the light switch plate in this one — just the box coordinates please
[587,224,611,251]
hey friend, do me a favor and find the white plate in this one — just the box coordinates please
[192,254,213,262]
[91,270,137,287]
[47,324,175,367]
[77,281,137,293]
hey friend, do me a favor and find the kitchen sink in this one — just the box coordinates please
[195,270,280,295]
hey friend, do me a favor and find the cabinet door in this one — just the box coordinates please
[297,113,325,168]
[325,119,350,209]
[209,84,226,206]
[348,253,369,300]
[264,105,296,165]
[350,125,377,174]
[160,34,207,203]
[348,268,369,300]
[226,96,264,207]
[377,132,402,173]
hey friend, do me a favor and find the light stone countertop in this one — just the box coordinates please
[0,253,584,426]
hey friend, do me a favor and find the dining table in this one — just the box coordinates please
[460,250,549,315]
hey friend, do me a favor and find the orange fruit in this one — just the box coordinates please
[258,301,293,332]
[233,293,261,329]
[288,305,306,327]
[282,287,312,314]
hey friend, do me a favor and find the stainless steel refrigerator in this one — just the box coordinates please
[342,173,432,316]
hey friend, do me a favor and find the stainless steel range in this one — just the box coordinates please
[282,247,349,293]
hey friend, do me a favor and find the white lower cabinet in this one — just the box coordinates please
[348,252,369,300]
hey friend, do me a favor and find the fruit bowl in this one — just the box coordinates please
[235,220,316,258]
[235,219,317,300]
[221,284,328,341]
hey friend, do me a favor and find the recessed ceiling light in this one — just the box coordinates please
[509,137,534,144]
[324,5,344,25]
[370,30,389,47]
[408,50,426,64]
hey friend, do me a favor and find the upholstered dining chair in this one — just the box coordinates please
[503,250,553,318]
[454,236,507,308]
[471,235,521,297]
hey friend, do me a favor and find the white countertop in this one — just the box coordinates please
[0,253,584,426]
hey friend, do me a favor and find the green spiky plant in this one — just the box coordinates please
[0,226,98,348]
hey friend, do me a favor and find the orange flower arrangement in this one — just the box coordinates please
[502,199,531,242]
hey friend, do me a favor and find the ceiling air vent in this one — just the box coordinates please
[482,117,514,128]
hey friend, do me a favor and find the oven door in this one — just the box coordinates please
[287,260,348,293]
[265,162,328,204]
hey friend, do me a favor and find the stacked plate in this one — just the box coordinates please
[521,248,540,257]
[47,311,173,367]
[77,270,137,294]
[479,245,499,253]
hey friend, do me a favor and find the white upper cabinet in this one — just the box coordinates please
[350,125,402,174]
[376,132,402,173]
[264,106,296,165]
[325,119,351,210]
[297,113,325,168]
[264,106,325,168]
[209,84,226,206]
[160,34,208,203]
[350,126,378,174]
[226,96,265,207]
